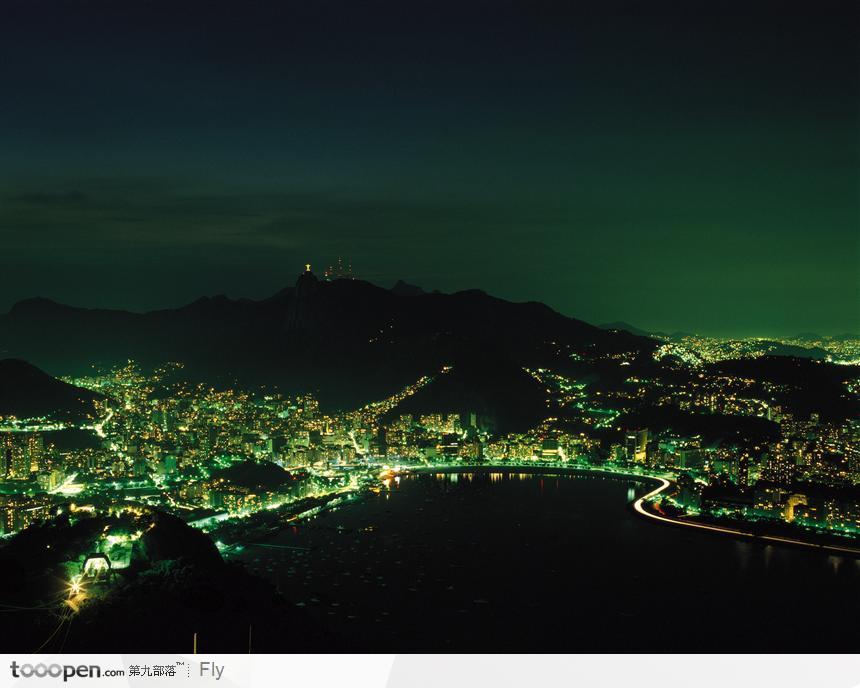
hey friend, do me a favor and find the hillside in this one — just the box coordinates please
[384,353,548,434]
[0,272,654,414]
[0,358,103,421]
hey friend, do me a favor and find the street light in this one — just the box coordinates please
[68,576,83,598]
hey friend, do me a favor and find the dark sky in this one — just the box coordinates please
[1,1,857,337]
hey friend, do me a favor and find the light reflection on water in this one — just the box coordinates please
[233,470,860,652]
[429,469,651,501]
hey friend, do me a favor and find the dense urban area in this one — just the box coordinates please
[3,329,859,575]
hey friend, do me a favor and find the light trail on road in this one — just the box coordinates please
[48,472,78,495]
[632,477,860,556]
[633,478,756,538]
[92,407,114,438]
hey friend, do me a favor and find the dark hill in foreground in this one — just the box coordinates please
[0,510,331,652]
[0,358,103,421]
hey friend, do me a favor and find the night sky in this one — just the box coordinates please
[1,0,857,337]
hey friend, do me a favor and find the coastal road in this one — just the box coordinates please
[633,477,860,557]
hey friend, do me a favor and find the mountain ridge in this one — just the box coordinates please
[0,272,654,425]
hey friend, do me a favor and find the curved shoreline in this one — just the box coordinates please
[401,462,664,486]
[632,477,860,558]
[398,463,860,558]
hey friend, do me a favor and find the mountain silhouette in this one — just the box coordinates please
[0,273,654,426]
[390,279,425,296]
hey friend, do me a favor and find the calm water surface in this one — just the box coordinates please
[234,472,860,651]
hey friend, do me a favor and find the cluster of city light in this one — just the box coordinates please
[1,347,858,562]
[651,333,860,366]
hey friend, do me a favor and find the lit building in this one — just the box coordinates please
[625,429,648,464]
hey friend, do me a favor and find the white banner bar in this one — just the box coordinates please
[0,654,858,688]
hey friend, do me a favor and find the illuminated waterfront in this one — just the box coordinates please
[0,282,857,653]
[231,471,860,652]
